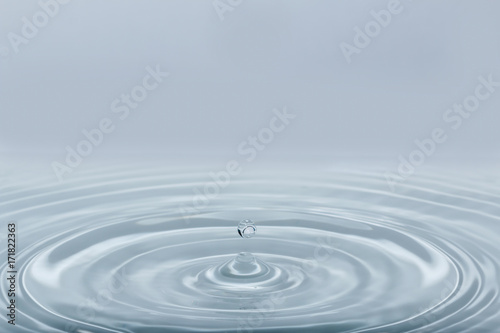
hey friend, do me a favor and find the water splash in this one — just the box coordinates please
[238,219,256,238]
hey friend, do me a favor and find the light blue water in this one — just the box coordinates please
[1,166,499,332]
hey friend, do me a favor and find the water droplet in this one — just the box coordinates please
[237,219,256,238]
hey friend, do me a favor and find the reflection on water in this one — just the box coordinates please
[1,166,499,332]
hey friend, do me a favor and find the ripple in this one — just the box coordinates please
[1,167,499,332]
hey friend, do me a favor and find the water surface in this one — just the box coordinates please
[1,166,499,332]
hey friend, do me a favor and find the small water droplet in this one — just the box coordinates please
[237,219,256,238]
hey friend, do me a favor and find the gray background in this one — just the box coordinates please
[1,0,499,173]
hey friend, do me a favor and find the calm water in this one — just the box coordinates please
[1,166,499,332]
